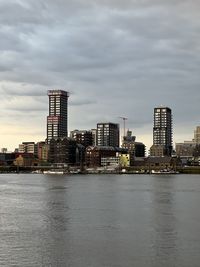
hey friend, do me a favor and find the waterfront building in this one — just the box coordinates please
[48,137,77,165]
[151,106,172,156]
[13,153,37,167]
[175,141,196,157]
[70,130,93,148]
[86,146,127,167]
[97,123,119,147]
[101,157,120,167]
[146,156,174,170]
[47,90,69,143]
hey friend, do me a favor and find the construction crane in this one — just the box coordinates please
[119,117,128,139]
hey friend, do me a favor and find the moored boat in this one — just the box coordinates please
[43,169,67,175]
[151,169,179,174]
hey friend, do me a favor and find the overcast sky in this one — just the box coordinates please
[0,0,200,151]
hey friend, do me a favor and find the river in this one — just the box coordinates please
[0,173,200,267]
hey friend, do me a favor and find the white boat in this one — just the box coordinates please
[43,169,67,175]
[151,169,179,174]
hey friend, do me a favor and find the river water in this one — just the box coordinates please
[0,173,200,267]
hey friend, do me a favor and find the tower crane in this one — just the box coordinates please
[119,117,128,138]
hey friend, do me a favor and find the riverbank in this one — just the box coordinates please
[1,166,200,174]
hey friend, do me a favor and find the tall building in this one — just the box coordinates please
[97,123,119,147]
[194,126,200,144]
[47,90,69,143]
[152,106,172,156]
[91,129,97,146]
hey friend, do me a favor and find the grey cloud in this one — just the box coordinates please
[0,0,200,149]
[0,83,47,96]
[3,98,46,112]
[70,100,97,106]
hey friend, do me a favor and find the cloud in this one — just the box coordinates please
[0,0,200,150]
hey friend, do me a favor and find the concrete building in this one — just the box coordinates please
[47,90,69,143]
[97,123,119,147]
[151,106,172,156]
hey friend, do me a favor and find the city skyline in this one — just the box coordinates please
[0,1,200,150]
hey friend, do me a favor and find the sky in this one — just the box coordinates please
[0,0,200,151]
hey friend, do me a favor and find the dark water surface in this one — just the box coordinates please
[0,174,200,267]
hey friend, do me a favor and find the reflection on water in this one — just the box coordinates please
[151,177,178,266]
[0,174,200,266]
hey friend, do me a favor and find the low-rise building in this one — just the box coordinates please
[146,156,173,170]
[18,142,37,157]
[0,153,15,166]
[86,146,127,168]
[14,153,37,167]
[101,157,119,167]
[175,141,196,157]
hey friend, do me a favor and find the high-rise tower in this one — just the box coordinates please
[97,122,119,147]
[194,126,200,144]
[47,90,69,143]
[153,106,172,156]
